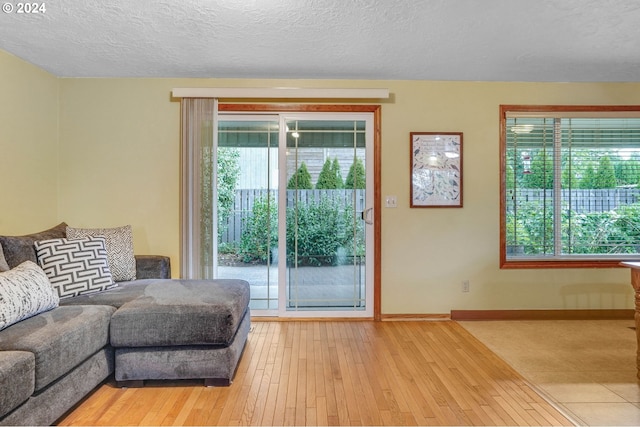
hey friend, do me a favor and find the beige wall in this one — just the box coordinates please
[0,50,59,233]
[382,81,638,314]
[57,79,180,262]
[4,48,640,314]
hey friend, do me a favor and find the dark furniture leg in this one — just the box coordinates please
[116,380,144,388]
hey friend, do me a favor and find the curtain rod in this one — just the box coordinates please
[172,87,389,99]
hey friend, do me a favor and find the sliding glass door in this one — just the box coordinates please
[216,116,280,311]
[215,112,374,317]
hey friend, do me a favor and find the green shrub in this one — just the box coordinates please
[217,147,240,236]
[609,203,640,253]
[566,211,618,254]
[342,204,365,258]
[513,201,554,254]
[286,197,345,266]
[239,195,278,263]
[240,193,366,266]
[218,241,238,254]
[522,150,553,189]
[507,201,640,256]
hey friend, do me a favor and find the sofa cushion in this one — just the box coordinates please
[35,236,117,299]
[0,222,67,269]
[0,305,115,391]
[110,279,250,347]
[0,241,9,272]
[66,225,136,282]
[59,278,164,308]
[0,351,34,419]
[0,261,59,331]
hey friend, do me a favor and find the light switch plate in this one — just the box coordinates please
[385,195,397,208]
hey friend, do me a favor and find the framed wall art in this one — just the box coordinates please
[410,132,463,208]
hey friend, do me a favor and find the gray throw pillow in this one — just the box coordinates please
[66,225,136,282]
[0,223,68,269]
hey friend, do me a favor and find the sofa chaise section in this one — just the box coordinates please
[60,278,252,387]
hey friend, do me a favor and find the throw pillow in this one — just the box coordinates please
[0,261,59,331]
[0,222,68,269]
[35,236,117,299]
[66,225,136,282]
[0,242,9,272]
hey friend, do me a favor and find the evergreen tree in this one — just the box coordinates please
[316,159,336,189]
[521,150,553,189]
[316,157,344,189]
[331,157,343,189]
[560,153,578,189]
[561,165,578,189]
[614,159,640,186]
[580,164,596,189]
[626,160,640,185]
[594,155,617,188]
[345,158,366,189]
[614,161,631,185]
[287,162,313,189]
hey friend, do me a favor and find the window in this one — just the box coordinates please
[500,105,640,268]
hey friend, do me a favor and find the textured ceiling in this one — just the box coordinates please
[1,0,639,81]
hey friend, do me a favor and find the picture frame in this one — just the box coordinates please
[410,132,463,208]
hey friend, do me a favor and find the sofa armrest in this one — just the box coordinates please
[135,255,171,279]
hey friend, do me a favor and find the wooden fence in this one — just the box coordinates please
[223,188,640,244]
[514,188,640,213]
[220,189,366,244]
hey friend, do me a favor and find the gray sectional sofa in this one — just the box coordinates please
[0,224,250,426]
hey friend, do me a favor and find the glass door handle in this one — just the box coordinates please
[361,207,374,225]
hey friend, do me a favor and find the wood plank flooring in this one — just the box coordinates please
[56,321,575,426]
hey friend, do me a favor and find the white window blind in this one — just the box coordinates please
[503,107,640,266]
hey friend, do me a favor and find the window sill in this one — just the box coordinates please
[500,259,633,269]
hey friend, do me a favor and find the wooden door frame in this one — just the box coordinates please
[220,104,382,320]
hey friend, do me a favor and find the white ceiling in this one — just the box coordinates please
[1,0,640,82]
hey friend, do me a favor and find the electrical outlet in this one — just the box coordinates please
[462,280,470,292]
[385,195,397,208]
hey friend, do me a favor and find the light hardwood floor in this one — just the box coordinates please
[57,321,575,426]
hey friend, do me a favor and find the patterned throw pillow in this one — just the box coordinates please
[66,225,136,282]
[0,261,59,331]
[35,236,117,299]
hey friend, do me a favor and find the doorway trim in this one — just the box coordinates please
[219,104,382,321]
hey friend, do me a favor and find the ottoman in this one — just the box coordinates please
[109,279,250,386]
